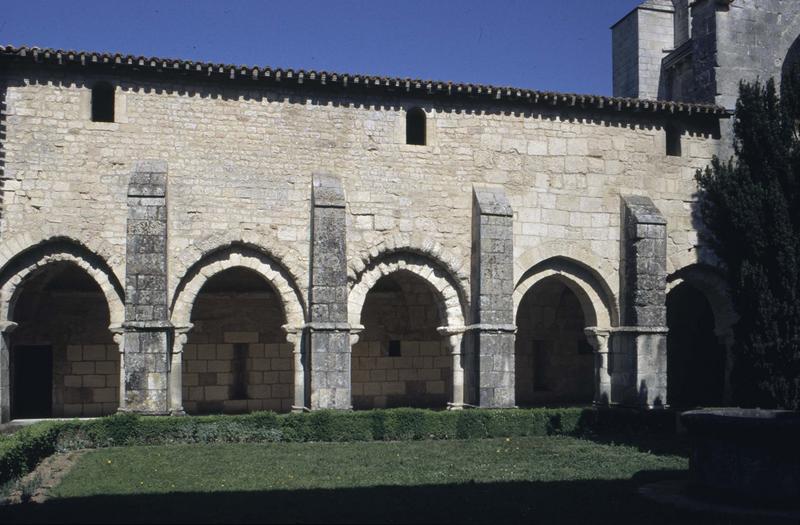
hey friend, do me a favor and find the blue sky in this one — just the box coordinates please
[0,0,642,95]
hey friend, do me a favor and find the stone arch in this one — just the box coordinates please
[170,229,307,306]
[170,244,306,331]
[348,232,470,303]
[782,33,800,84]
[0,240,125,327]
[515,241,617,301]
[514,256,618,329]
[348,252,466,331]
[667,263,736,342]
[0,228,124,289]
[666,263,734,406]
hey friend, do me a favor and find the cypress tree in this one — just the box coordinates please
[696,67,800,410]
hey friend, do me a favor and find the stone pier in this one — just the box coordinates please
[469,186,516,408]
[308,173,351,410]
[121,160,172,414]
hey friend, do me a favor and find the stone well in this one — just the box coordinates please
[681,408,800,505]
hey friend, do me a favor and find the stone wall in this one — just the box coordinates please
[515,278,593,406]
[612,1,675,100]
[352,272,451,409]
[613,10,640,98]
[10,265,119,417]
[182,286,293,414]
[1,70,720,298]
[0,57,724,416]
[56,343,119,417]
[352,341,450,409]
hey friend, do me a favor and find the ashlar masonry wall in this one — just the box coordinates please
[1,71,719,293]
[10,264,119,417]
[0,63,723,415]
[182,272,293,414]
[352,272,451,409]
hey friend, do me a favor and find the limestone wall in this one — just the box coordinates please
[11,281,119,418]
[1,69,720,320]
[515,278,593,406]
[351,341,450,409]
[352,273,450,409]
[57,343,119,417]
[182,291,293,413]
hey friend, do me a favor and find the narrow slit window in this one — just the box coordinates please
[388,340,402,357]
[666,124,682,157]
[91,82,115,122]
[231,343,249,400]
[406,107,426,145]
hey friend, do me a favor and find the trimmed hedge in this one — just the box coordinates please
[0,406,676,486]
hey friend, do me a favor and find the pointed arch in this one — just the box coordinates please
[667,263,736,341]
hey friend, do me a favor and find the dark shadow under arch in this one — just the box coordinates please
[782,34,800,84]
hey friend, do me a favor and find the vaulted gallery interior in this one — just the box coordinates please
[352,271,451,410]
[182,267,294,414]
[10,261,119,419]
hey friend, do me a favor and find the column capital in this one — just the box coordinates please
[584,327,611,352]
[0,321,18,334]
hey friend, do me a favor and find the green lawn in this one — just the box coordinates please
[0,436,741,523]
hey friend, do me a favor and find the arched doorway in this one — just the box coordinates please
[181,267,292,414]
[515,276,594,406]
[352,270,452,409]
[666,282,726,407]
[10,262,119,418]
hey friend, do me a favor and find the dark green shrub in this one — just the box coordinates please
[0,407,679,487]
[455,410,490,439]
[696,71,800,410]
[0,422,61,484]
[88,412,141,446]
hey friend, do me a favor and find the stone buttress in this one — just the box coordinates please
[121,160,171,414]
[613,195,669,407]
[308,173,351,409]
[469,186,516,407]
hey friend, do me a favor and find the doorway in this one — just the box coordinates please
[12,345,53,419]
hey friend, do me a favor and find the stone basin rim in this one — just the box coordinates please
[681,408,800,437]
[681,407,800,420]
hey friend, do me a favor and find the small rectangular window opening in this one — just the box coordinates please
[231,343,249,400]
[406,107,426,145]
[91,82,115,123]
[388,340,402,357]
[532,339,550,392]
[666,124,682,157]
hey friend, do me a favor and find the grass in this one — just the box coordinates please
[0,436,748,524]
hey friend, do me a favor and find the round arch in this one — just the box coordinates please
[348,252,466,331]
[348,232,470,302]
[667,264,737,341]
[170,230,307,307]
[170,245,306,331]
[0,241,125,327]
[0,230,125,292]
[514,256,617,329]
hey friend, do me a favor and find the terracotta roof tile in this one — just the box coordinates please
[0,45,730,118]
